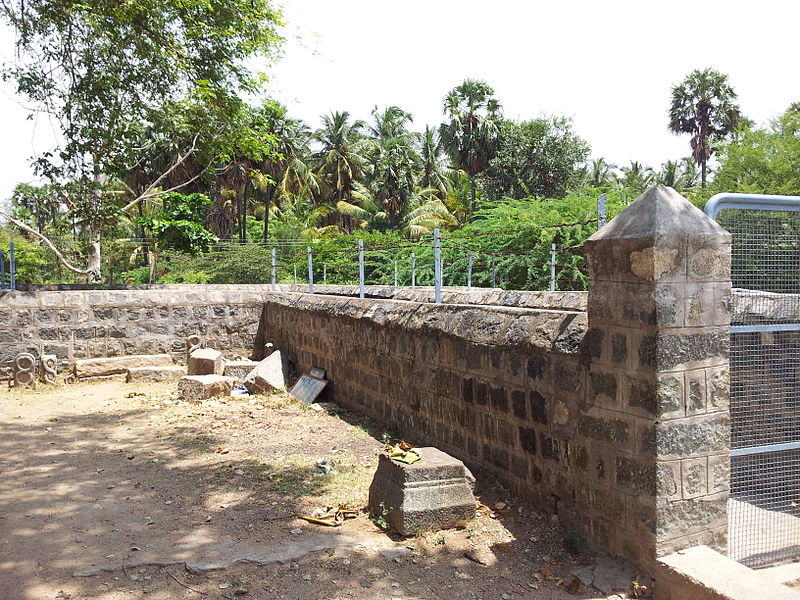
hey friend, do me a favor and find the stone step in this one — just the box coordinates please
[126,365,186,383]
[75,354,173,378]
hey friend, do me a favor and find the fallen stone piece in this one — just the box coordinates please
[655,545,799,600]
[126,365,186,383]
[178,375,235,400]
[187,348,224,376]
[243,350,288,394]
[223,360,260,383]
[368,447,476,536]
[75,354,173,379]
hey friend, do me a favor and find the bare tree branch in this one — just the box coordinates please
[121,134,200,213]
[0,210,90,274]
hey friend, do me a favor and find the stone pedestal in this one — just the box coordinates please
[584,186,732,567]
[368,447,476,536]
[187,348,224,376]
[178,374,235,400]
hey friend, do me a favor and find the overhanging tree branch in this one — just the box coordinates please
[0,210,91,274]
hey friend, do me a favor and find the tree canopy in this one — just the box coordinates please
[0,0,283,278]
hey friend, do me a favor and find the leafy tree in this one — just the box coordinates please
[668,68,742,188]
[439,79,503,214]
[0,0,283,279]
[714,104,800,195]
[482,117,590,200]
[138,192,217,255]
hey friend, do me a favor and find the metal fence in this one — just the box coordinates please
[706,193,800,568]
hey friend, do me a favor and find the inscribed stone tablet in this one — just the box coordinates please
[289,374,328,404]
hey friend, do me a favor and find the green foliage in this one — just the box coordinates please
[138,193,217,255]
[713,104,800,196]
[371,501,391,531]
[482,117,590,200]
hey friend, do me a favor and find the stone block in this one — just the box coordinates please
[178,375,235,400]
[75,354,173,378]
[654,545,798,600]
[187,348,224,376]
[243,350,289,394]
[223,360,260,383]
[368,448,476,536]
[126,365,186,383]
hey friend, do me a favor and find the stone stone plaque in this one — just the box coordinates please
[289,374,328,404]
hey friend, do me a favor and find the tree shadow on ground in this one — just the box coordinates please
[0,392,603,600]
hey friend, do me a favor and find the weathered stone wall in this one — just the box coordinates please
[0,285,272,375]
[0,284,586,379]
[257,187,733,573]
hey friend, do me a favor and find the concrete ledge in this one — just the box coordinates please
[654,546,800,600]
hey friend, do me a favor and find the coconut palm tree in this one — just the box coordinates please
[585,158,614,187]
[439,79,503,215]
[337,182,458,237]
[615,161,655,191]
[314,111,367,206]
[668,68,742,188]
[419,126,452,198]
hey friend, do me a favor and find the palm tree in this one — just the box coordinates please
[668,68,742,188]
[615,161,655,191]
[419,126,452,198]
[656,160,680,187]
[586,158,614,187]
[314,111,367,203]
[359,106,422,230]
[439,79,503,215]
[337,182,458,237]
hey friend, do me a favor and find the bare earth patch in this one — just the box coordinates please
[0,380,627,600]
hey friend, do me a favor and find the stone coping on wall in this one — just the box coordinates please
[261,291,588,356]
[2,284,588,312]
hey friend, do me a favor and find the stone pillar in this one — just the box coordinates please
[585,186,731,568]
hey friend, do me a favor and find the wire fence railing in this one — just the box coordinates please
[3,196,609,293]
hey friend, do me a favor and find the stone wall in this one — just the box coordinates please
[0,284,585,380]
[0,285,273,376]
[258,187,733,573]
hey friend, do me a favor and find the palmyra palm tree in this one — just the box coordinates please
[439,79,503,215]
[668,68,742,188]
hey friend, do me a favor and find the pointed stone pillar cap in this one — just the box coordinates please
[589,186,730,240]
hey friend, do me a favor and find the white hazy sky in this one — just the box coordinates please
[1,0,798,201]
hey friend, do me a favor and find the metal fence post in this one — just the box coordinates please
[323,263,327,285]
[411,253,416,288]
[550,243,556,291]
[394,260,398,288]
[598,193,607,228]
[9,240,15,291]
[467,252,473,291]
[358,239,365,299]
[434,228,442,304]
[0,249,5,290]
[293,263,297,285]
[271,248,277,290]
[490,254,496,288]
[307,246,314,294]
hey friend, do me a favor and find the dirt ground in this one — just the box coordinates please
[0,379,642,600]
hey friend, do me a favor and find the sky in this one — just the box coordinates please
[0,0,798,201]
